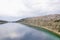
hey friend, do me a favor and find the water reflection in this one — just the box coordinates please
[0,23,7,25]
[0,23,60,40]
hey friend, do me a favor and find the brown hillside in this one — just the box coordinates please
[19,14,60,35]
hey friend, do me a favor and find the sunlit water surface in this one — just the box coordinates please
[0,23,60,40]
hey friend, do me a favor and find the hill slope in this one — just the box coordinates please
[17,14,60,35]
[0,20,8,24]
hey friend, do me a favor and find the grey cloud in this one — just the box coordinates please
[0,0,60,21]
[23,0,60,16]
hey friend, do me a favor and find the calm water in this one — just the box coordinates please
[0,23,60,40]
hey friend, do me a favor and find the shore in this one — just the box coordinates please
[20,22,60,38]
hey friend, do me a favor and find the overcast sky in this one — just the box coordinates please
[0,0,60,20]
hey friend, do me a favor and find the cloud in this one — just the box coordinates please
[0,0,60,17]
[23,0,60,15]
[0,0,32,17]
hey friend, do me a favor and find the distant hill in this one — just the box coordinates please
[16,14,60,35]
[0,20,8,24]
[17,14,60,22]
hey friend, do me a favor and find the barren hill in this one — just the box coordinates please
[17,14,60,35]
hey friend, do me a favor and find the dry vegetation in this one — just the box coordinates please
[17,14,60,34]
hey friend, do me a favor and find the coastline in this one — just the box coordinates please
[20,22,60,38]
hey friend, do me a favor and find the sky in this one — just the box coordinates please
[0,0,60,20]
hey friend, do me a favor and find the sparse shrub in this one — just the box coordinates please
[58,25,60,32]
[54,19,60,22]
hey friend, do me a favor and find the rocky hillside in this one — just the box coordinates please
[17,14,60,35]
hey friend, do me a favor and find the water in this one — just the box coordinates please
[0,23,60,40]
